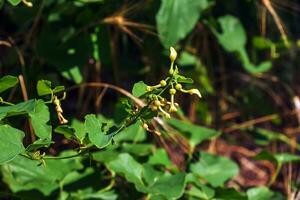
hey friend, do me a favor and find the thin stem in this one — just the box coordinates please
[0,100,14,106]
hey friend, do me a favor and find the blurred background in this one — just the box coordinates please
[1,0,300,199]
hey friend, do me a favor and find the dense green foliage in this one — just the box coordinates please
[1,0,300,199]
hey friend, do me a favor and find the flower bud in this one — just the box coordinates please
[188,88,202,98]
[169,104,177,112]
[169,88,176,95]
[154,100,161,107]
[22,0,33,7]
[142,123,149,130]
[146,86,152,92]
[159,80,167,87]
[175,83,182,90]
[180,88,202,98]
[169,47,177,62]
[151,105,158,111]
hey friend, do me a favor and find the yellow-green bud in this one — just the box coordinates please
[154,100,161,107]
[151,105,158,111]
[160,80,167,87]
[146,86,152,92]
[142,123,149,130]
[175,83,182,90]
[169,105,177,112]
[169,88,176,95]
[169,47,177,62]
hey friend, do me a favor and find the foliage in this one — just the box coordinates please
[0,0,299,199]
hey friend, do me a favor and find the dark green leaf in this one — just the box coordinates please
[0,125,25,164]
[26,138,53,152]
[215,188,247,200]
[7,0,21,6]
[54,125,75,139]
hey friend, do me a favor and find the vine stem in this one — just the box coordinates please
[24,78,175,161]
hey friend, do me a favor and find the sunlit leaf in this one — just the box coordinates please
[0,75,18,93]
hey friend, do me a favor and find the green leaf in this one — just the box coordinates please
[253,37,273,49]
[37,80,65,96]
[148,172,186,199]
[255,151,300,164]
[174,74,194,84]
[156,0,213,47]
[0,75,18,93]
[72,119,86,143]
[26,138,53,152]
[274,153,300,163]
[0,125,25,164]
[106,153,146,192]
[132,81,148,97]
[215,188,247,200]
[0,99,52,140]
[186,185,215,200]
[114,120,146,142]
[106,153,186,199]
[70,189,117,200]
[122,143,154,156]
[168,118,219,148]
[210,15,272,74]
[247,187,274,200]
[84,114,112,148]
[190,152,239,187]
[7,0,21,6]
[0,0,4,9]
[54,125,75,139]
[28,100,52,139]
[148,148,173,168]
[37,80,52,96]
[53,85,65,94]
[1,154,83,195]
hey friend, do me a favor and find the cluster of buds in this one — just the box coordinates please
[53,95,68,124]
[144,47,202,119]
